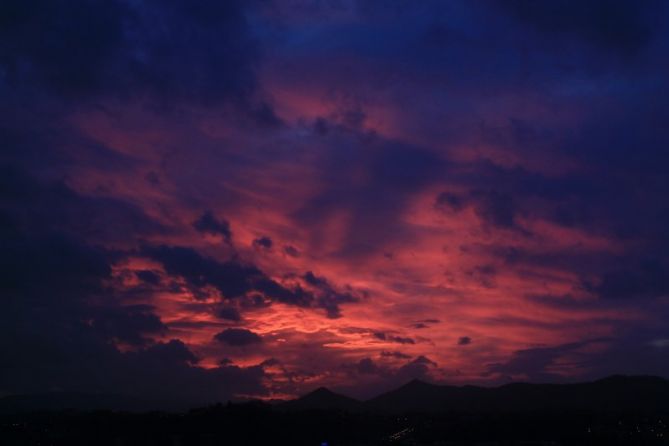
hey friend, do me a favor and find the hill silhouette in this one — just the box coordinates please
[2,375,669,415]
[279,387,364,412]
[284,375,669,414]
[3,377,669,445]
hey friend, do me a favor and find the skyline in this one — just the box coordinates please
[2,0,669,404]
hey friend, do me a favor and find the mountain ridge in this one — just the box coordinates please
[3,375,668,414]
[283,375,669,414]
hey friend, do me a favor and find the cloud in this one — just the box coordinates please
[283,245,300,257]
[395,356,438,381]
[380,351,412,359]
[300,271,361,319]
[193,211,232,242]
[373,332,415,344]
[135,270,161,285]
[141,245,361,318]
[217,306,242,322]
[485,340,597,381]
[214,328,263,346]
[435,189,520,230]
[253,236,273,250]
[0,167,165,243]
[497,0,656,54]
[458,336,472,346]
[356,357,381,375]
[0,0,262,106]
[588,261,669,300]
[92,305,167,346]
[3,0,669,402]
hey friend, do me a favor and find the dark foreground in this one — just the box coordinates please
[3,376,669,445]
[2,404,668,446]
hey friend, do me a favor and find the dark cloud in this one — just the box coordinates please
[193,211,232,242]
[0,226,265,403]
[458,336,472,346]
[395,356,437,381]
[215,328,263,346]
[356,357,381,375]
[472,190,518,229]
[373,332,415,345]
[435,189,520,230]
[300,271,361,319]
[135,270,161,285]
[92,305,167,346]
[0,0,261,106]
[0,167,165,243]
[142,245,360,317]
[217,306,242,322]
[253,236,273,250]
[498,0,657,54]
[303,271,328,287]
[0,166,272,402]
[588,260,669,300]
[142,245,263,299]
[293,137,448,256]
[486,340,595,381]
[435,192,467,212]
[380,351,412,359]
[283,245,300,257]
[2,0,669,402]
[465,264,497,289]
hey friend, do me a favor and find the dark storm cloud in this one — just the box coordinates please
[395,356,438,382]
[471,190,518,230]
[217,306,242,322]
[0,166,268,402]
[3,0,669,402]
[380,351,412,359]
[411,319,440,329]
[92,305,167,346]
[587,261,669,300]
[373,332,415,345]
[0,167,164,243]
[458,336,472,346]
[2,337,268,404]
[486,340,598,381]
[253,236,273,250]
[435,188,521,231]
[301,271,361,319]
[487,329,669,383]
[339,354,438,398]
[497,0,657,54]
[142,245,263,299]
[0,227,264,402]
[135,270,161,286]
[283,245,300,257]
[356,357,381,375]
[0,0,260,105]
[193,211,232,242]
[294,134,448,256]
[142,245,360,317]
[215,328,263,346]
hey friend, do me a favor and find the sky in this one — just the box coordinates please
[1,0,669,403]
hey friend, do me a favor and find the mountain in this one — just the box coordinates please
[4,375,668,415]
[366,375,669,413]
[279,387,364,412]
[366,378,483,413]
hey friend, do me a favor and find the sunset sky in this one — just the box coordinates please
[2,0,669,403]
